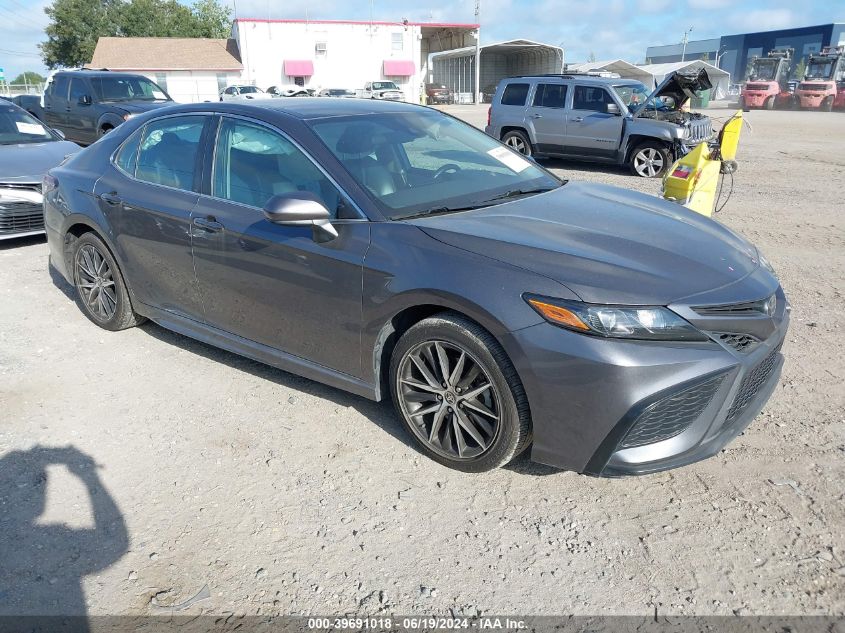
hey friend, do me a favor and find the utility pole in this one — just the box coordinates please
[472,0,481,103]
[681,26,693,62]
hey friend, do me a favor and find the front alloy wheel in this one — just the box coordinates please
[502,130,532,157]
[630,142,671,178]
[390,313,531,472]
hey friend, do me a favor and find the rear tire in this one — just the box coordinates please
[764,96,775,110]
[71,232,145,331]
[629,141,672,178]
[389,313,531,472]
[501,130,532,157]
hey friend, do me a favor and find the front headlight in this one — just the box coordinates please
[525,295,708,341]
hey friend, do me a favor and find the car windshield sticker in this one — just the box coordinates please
[487,146,531,173]
[16,122,45,135]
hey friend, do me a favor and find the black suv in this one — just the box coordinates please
[42,70,173,145]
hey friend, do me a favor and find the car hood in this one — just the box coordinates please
[407,181,761,306]
[112,101,174,115]
[635,68,712,116]
[0,140,81,182]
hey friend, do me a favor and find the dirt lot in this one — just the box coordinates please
[1,105,843,618]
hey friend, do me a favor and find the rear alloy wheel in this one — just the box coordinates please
[630,141,672,178]
[72,233,144,331]
[390,314,531,472]
[502,130,532,157]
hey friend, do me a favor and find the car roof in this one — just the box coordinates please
[155,97,430,121]
[54,70,142,79]
[505,74,638,85]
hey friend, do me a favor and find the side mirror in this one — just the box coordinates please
[606,103,620,115]
[263,192,338,241]
[79,95,92,106]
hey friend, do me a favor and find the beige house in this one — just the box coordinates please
[89,37,243,103]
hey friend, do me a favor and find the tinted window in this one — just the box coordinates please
[69,78,88,103]
[0,105,54,145]
[115,129,142,176]
[90,76,169,102]
[532,83,567,108]
[212,118,343,217]
[136,116,205,191]
[573,86,613,112]
[500,83,530,106]
[51,75,70,100]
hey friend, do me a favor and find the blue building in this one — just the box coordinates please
[646,23,845,82]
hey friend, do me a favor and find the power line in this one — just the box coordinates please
[0,5,47,32]
[0,47,43,58]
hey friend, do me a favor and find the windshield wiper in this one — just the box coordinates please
[484,187,556,203]
[399,202,495,220]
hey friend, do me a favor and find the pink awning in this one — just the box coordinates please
[284,59,314,76]
[383,60,415,76]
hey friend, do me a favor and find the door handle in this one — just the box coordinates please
[99,191,122,205]
[573,117,584,122]
[193,216,224,232]
[531,113,543,119]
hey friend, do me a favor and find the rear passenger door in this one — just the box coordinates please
[565,84,624,158]
[525,83,567,154]
[43,74,69,129]
[93,114,209,320]
[190,116,369,378]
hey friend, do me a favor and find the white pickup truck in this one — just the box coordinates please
[357,81,405,101]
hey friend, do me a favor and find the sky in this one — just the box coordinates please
[1,0,843,82]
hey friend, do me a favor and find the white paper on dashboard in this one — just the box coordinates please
[487,146,531,173]
[16,122,44,135]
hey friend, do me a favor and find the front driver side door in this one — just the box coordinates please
[191,116,369,378]
[565,84,624,158]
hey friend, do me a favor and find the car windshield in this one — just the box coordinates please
[0,106,55,145]
[805,60,834,79]
[750,61,778,81]
[91,76,170,102]
[372,82,398,90]
[239,86,262,94]
[612,82,651,109]
[310,109,562,220]
[328,89,353,95]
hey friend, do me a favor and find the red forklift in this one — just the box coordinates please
[795,46,845,111]
[740,48,795,110]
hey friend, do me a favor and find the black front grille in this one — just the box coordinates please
[694,297,774,317]
[717,332,760,353]
[725,344,783,425]
[0,202,44,234]
[620,373,726,449]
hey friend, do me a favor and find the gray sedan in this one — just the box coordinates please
[43,99,789,475]
[0,101,79,239]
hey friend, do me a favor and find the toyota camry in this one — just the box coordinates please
[44,99,789,475]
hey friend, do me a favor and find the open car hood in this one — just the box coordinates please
[635,68,712,116]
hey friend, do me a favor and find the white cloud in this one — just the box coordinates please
[730,8,795,33]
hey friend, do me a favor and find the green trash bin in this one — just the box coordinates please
[691,88,711,108]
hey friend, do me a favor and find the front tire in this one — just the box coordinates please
[764,96,775,110]
[71,232,144,331]
[389,313,531,472]
[822,97,834,112]
[629,141,672,178]
[501,130,532,157]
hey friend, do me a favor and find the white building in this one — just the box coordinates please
[89,37,243,103]
[231,18,479,104]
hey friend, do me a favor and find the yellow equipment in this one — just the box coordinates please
[662,111,743,217]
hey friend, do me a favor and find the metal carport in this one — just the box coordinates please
[565,59,655,85]
[430,39,564,103]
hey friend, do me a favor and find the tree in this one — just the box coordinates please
[12,71,46,85]
[40,0,232,69]
[793,58,807,80]
[41,0,122,69]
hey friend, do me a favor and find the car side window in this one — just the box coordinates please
[500,83,530,106]
[212,118,344,217]
[532,83,567,108]
[69,79,88,104]
[51,76,70,100]
[573,86,613,113]
[135,116,205,191]
[114,128,142,176]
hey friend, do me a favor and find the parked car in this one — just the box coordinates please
[266,85,309,98]
[41,70,173,145]
[0,101,79,240]
[220,85,273,101]
[358,81,404,101]
[318,88,357,98]
[486,70,715,177]
[44,99,788,475]
[11,94,44,120]
[425,83,452,105]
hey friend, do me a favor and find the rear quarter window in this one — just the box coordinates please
[500,83,530,106]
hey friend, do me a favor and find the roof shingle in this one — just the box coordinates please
[89,37,243,71]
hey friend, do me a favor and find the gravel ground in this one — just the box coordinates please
[0,105,843,618]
